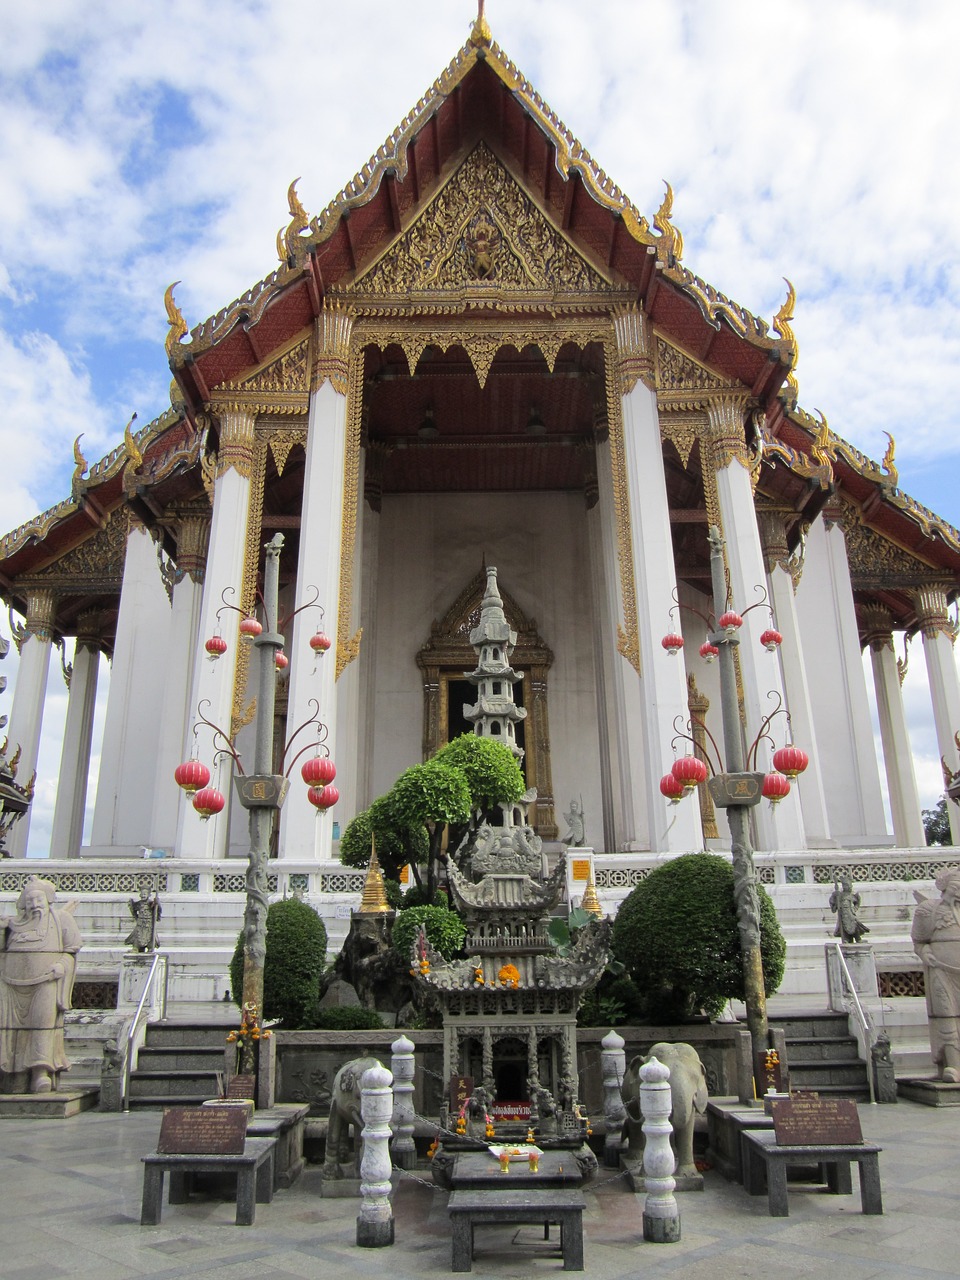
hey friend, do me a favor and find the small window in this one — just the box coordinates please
[492,681,502,695]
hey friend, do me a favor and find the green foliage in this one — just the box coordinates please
[229,897,328,1029]
[611,853,786,1022]
[390,761,472,829]
[434,734,525,811]
[382,877,404,909]
[401,884,447,908]
[923,796,953,846]
[314,1006,384,1030]
[391,904,467,962]
[546,907,593,956]
[339,797,429,880]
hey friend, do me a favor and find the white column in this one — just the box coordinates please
[280,306,352,858]
[914,585,960,846]
[795,514,891,845]
[756,506,833,847]
[150,506,209,852]
[860,605,925,847]
[615,309,701,851]
[50,614,101,857]
[177,411,256,860]
[706,400,805,852]
[88,521,172,853]
[4,589,57,857]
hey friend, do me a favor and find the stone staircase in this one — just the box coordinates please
[126,1016,234,1109]
[769,1011,871,1099]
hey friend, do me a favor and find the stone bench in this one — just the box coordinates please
[741,1129,883,1217]
[140,1137,276,1226]
[246,1103,309,1188]
[448,1188,585,1272]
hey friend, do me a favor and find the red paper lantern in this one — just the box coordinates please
[717,610,743,633]
[659,772,686,804]
[661,632,684,656]
[239,616,263,639]
[772,744,809,778]
[310,631,332,654]
[672,756,708,790]
[699,641,719,663]
[174,759,211,794]
[762,771,791,805]
[308,783,339,812]
[760,628,783,652]
[275,650,289,671]
[301,756,336,787]
[205,633,227,660]
[193,786,226,820]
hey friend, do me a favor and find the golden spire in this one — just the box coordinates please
[580,868,602,918]
[164,281,188,359]
[123,413,142,470]
[470,0,491,46]
[653,182,684,264]
[880,431,899,488]
[359,837,391,913]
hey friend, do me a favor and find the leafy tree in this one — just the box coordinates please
[314,1006,384,1030]
[390,760,471,899]
[923,796,953,846]
[611,853,786,1023]
[339,795,429,884]
[229,897,327,1029]
[391,903,467,963]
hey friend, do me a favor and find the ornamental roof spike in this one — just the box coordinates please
[469,566,516,648]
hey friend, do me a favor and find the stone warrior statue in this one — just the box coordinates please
[0,876,82,1093]
[912,868,960,1083]
[562,798,586,847]
[125,886,161,952]
[830,875,869,945]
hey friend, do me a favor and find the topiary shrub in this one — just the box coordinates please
[611,853,785,1022]
[391,904,466,963]
[314,1006,384,1030]
[229,897,328,1029]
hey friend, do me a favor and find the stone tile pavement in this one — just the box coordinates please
[0,1101,957,1279]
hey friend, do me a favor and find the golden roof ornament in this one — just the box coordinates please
[123,413,142,471]
[881,431,899,489]
[773,277,799,395]
[164,281,188,359]
[71,434,88,496]
[470,0,492,47]
[359,838,391,913]
[277,178,311,265]
[653,182,684,265]
[580,868,602,918]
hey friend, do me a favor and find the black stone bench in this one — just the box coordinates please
[448,1188,586,1272]
[140,1137,276,1226]
[741,1129,883,1217]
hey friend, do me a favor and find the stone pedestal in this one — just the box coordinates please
[117,953,168,1014]
[357,1064,395,1247]
[825,943,879,1013]
[600,1029,626,1168]
[390,1034,417,1170]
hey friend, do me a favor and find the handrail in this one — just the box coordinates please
[121,952,167,1113]
[831,941,876,1106]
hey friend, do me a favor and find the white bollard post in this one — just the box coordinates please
[390,1034,417,1170]
[639,1056,680,1243]
[601,1029,627,1168]
[357,1064,395,1248]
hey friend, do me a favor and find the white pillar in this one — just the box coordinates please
[281,307,352,859]
[614,309,701,851]
[150,506,209,852]
[4,589,57,857]
[757,505,833,847]
[914,585,960,846]
[50,614,101,857]
[860,604,926,847]
[706,400,805,852]
[795,514,890,845]
[89,521,172,854]
[177,411,255,860]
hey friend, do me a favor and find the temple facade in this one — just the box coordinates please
[1,13,959,1006]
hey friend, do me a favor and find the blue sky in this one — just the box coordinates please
[1,0,958,851]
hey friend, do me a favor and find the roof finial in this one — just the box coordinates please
[471,0,491,46]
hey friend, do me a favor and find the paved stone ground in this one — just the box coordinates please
[0,1101,957,1279]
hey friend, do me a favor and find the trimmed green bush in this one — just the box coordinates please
[391,903,466,963]
[229,897,327,1029]
[314,1006,384,1030]
[611,853,786,1022]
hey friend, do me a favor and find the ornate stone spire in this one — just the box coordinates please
[359,840,390,914]
[463,566,526,760]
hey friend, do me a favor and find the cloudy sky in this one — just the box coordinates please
[1,0,957,853]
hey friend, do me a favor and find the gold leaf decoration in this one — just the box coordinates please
[336,627,363,682]
[164,282,188,359]
[653,182,684,265]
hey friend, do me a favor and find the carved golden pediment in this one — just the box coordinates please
[841,504,940,585]
[209,336,311,416]
[18,507,129,595]
[352,143,613,300]
[656,338,736,400]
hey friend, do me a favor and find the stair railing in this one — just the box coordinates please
[830,941,876,1106]
[121,952,168,1113]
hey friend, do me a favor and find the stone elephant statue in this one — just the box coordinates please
[322,1055,383,1179]
[621,1042,708,1178]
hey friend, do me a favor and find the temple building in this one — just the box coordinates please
[1,12,959,1010]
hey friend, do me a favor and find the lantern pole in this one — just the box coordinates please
[706,524,769,1082]
[237,532,288,1072]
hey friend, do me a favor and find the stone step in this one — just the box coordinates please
[144,1020,236,1049]
[780,1037,861,1062]
[128,1070,222,1098]
[786,1061,871,1091]
[126,1094,215,1110]
[136,1046,226,1072]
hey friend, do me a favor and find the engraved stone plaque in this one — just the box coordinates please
[157,1105,247,1155]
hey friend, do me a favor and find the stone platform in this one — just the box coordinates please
[896,1076,960,1106]
[0,1086,99,1118]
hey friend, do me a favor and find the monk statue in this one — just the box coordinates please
[0,877,82,1093]
[912,868,960,1083]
